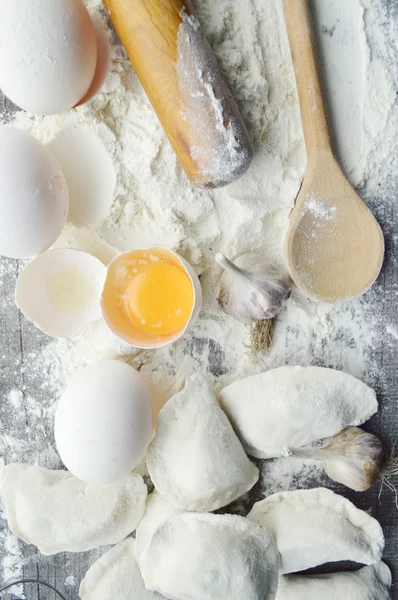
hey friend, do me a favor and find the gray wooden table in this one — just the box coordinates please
[1,2,398,598]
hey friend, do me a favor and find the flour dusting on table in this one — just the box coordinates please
[0,0,398,591]
[0,0,394,478]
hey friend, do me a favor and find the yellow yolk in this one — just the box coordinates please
[123,261,194,336]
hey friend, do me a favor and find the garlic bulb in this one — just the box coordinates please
[283,427,386,492]
[215,253,292,324]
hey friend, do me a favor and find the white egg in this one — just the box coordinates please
[16,248,106,338]
[77,18,111,107]
[54,361,153,485]
[0,0,97,115]
[0,128,68,259]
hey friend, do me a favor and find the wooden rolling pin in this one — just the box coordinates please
[103,0,253,188]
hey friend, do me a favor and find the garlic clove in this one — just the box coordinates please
[322,427,385,492]
[216,253,292,324]
[283,427,386,492]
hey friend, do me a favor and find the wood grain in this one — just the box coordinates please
[282,0,331,158]
[283,0,384,303]
[103,0,253,187]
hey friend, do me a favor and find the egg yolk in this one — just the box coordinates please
[123,261,194,336]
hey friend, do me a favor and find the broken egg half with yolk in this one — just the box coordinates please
[101,247,202,349]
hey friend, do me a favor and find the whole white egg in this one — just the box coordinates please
[54,360,153,485]
[0,127,68,259]
[0,0,97,115]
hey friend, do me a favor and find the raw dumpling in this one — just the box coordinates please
[275,563,391,599]
[136,492,182,560]
[80,538,163,600]
[139,512,280,600]
[248,488,384,574]
[0,463,147,555]
[219,366,377,458]
[146,375,259,511]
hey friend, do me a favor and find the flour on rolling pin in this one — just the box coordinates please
[103,0,253,188]
[177,10,253,186]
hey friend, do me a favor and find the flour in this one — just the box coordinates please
[305,196,337,223]
[7,390,22,410]
[176,10,253,186]
[64,575,76,587]
[0,0,397,589]
[1,0,392,461]
[0,524,24,597]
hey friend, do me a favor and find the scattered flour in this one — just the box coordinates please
[65,575,76,587]
[305,195,337,222]
[0,528,24,597]
[0,0,394,476]
[0,0,397,591]
[7,390,22,410]
[0,466,24,597]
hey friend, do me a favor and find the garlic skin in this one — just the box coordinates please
[216,253,292,324]
[283,427,385,492]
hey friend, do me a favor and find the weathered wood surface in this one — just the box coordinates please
[1,4,398,599]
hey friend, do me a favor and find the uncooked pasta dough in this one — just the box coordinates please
[139,512,280,600]
[136,492,182,560]
[0,463,147,555]
[146,375,259,511]
[219,366,377,458]
[275,563,391,600]
[80,538,163,600]
[248,488,384,574]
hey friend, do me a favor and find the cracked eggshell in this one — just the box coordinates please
[101,247,202,349]
[16,248,107,339]
[0,127,68,259]
[0,0,97,115]
[48,126,116,227]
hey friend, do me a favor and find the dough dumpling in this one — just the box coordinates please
[0,463,147,555]
[80,538,163,600]
[136,492,182,560]
[139,512,280,600]
[219,366,378,458]
[146,375,259,511]
[248,488,384,574]
[275,563,391,599]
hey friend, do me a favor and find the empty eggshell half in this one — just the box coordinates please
[16,248,107,338]
[48,126,116,226]
[101,247,202,349]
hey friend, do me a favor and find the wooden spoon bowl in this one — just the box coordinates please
[283,0,384,303]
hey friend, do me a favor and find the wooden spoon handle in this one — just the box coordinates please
[282,0,331,158]
[103,0,253,188]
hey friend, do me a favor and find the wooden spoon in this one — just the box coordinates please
[103,0,253,188]
[282,0,384,303]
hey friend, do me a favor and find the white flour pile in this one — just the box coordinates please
[0,0,398,590]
